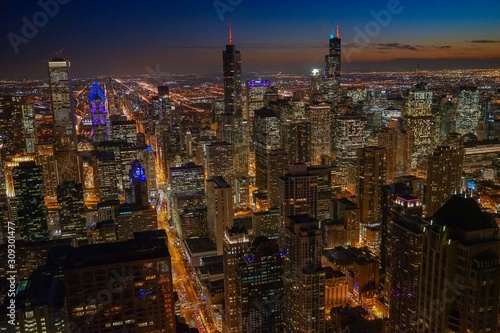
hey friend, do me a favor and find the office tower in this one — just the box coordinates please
[115,204,157,241]
[388,214,427,333]
[279,163,318,219]
[13,162,49,242]
[263,86,279,106]
[327,198,360,248]
[308,165,333,222]
[223,24,242,116]
[178,206,208,239]
[252,208,280,240]
[356,147,387,254]
[283,215,325,333]
[204,141,234,183]
[323,24,342,105]
[222,26,246,179]
[308,102,331,165]
[207,177,234,255]
[310,69,322,103]
[236,236,283,333]
[35,143,58,200]
[332,114,366,164]
[22,100,36,154]
[0,96,29,157]
[57,181,86,243]
[456,88,482,137]
[111,118,137,144]
[48,57,77,151]
[266,150,289,207]
[254,108,281,190]
[425,139,464,216]
[223,226,251,333]
[281,119,311,164]
[168,162,205,194]
[234,176,250,209]
[417,196,500,333]
[404,85,435,177]
[245,79,270,120]
[92,150,118,202]
[129,159,148,206]
[64,232,175,332]
[89,81,110,143]
[155,119,180,179]
[154,85,172,121]
[378,119,412,183]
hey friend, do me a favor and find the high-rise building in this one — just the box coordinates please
[308,102,331,165]
[223,225,251,333]
[13,162,49,242]
[48,57,76,151]
[332,114,366,164]
[223,24,242,116]
[356,147,387,254]
[425,139,464,216]
[283,214,325,333]
[404,85,435,177]
[57,181,86,243]
[323,24,342,105]
[307,165,333,222]
[168,162,205,195]
[280,119,311,164]
[279,163,318,220]
[378,118,412,183]
[245,79,270,120]
[204,141,234,183]
[0,96,31,157]
[236,236,283,333]
[63,231,175,332]
[111,119,137,144]
[207,177,234,255]
[455,88,482,137]
[92,151,118,202]
[115,204,158,241]
[89,81,110,143]
[388,214,427,333]
[417,196,500,333]
[129,159,149,206]
[254,108,282,190]
[36,143,58,200]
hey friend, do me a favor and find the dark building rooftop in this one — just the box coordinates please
[184,237,217,254]
[432,195,496,232]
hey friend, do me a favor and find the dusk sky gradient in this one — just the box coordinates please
[1,0,499,79]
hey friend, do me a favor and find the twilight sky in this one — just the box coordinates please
[0,0,499,79]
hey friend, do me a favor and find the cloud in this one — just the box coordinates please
[376,43,420,51]
[466,40,500,43]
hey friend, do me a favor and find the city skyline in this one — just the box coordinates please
[1,0,499,79]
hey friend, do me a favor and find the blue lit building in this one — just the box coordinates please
[89,81,110,142]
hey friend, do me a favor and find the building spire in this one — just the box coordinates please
[336,24,340,39]
[330,23,334,39]
[229,21,233,45]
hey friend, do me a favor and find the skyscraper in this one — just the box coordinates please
[223,226,251,333]
[57,181,86,243]
[279,163,318,220]
[425,139,464,216]
[64,232,176,332]
[89,81,110,143]
[236,236,283,333]
[13,161,49,242]
[388,213,427,333]
[417,196,500,333]
[323,24,341,105]
[207,176,234,255]
[245,80,270,120]
[378,119,412,183]
[404,85,435,177]
[356,146,387,254]
[308,102,331,165]
[48,56,77,151]
[223,24,242,116]
[283,214,325,333]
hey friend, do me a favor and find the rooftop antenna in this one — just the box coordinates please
[228,21,233,45]
[336,24,340,39]
[330,23,334,39]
